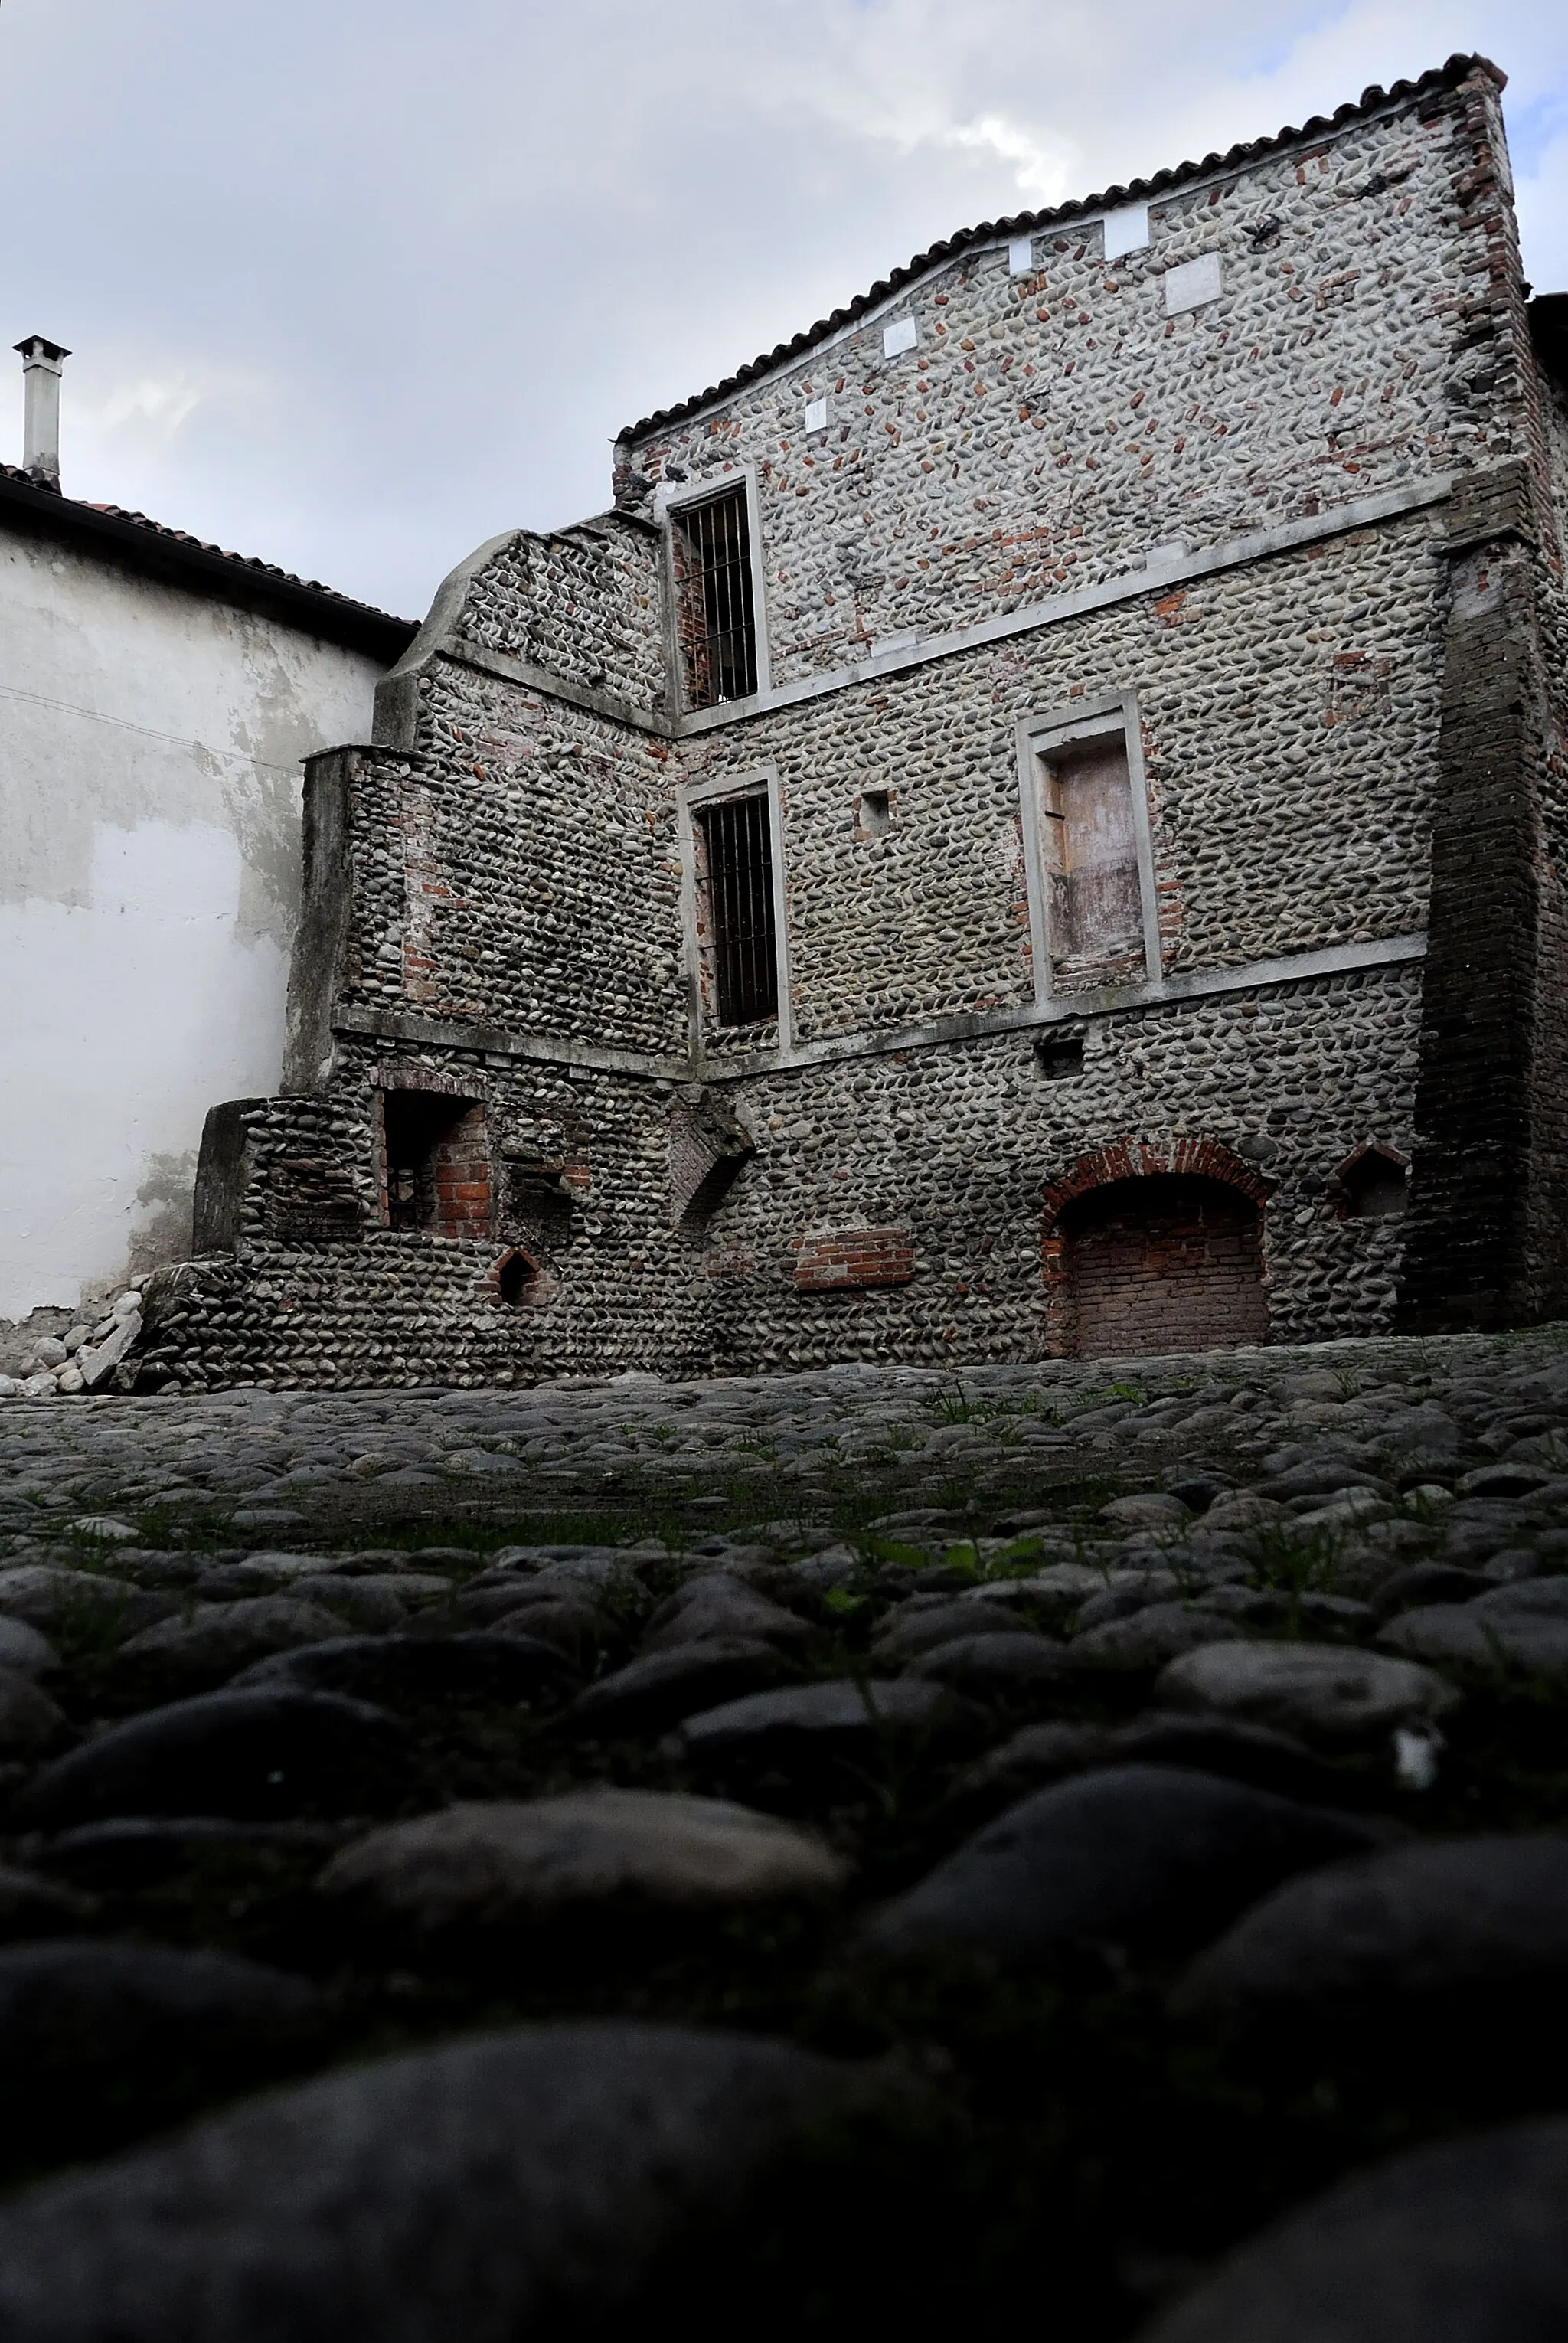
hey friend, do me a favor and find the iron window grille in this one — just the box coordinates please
[697,792,779,1027]
[673,486,758,708]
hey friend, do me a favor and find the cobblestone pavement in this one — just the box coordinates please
[6,1327,1565,1546]
[7,1327,1568,2342]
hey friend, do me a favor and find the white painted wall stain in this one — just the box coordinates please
[0,530,388,1318]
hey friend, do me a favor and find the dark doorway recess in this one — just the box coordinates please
[381,1091,490,1236]
[1059,1173,1268,1357]
[495,1247,541,1305]
[1337,1143,1410,1221]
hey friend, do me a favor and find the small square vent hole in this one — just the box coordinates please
[1033,1032,1086,1080]
[858,789,891,841]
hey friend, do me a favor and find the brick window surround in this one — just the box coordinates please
[1042,1139,1272,1358]
[380,1089,492,1238]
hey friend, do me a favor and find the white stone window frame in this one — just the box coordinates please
[677,763,795,1059]
[1014,691,1161,1008]
[655,463,773,714]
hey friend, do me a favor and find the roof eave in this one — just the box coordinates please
[616,52,1504,448]
[0,469,417,662]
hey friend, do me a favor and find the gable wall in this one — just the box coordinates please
[620,71,1517,687]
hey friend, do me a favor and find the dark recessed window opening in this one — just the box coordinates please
[1338,1145,1410,1220]
[506,1160,575,1260]
[495,1247,540,1305]
[382,1090,489,1235]
[674,487,758,709]
[697,793,779,1028]
[858,788,891,841]
[1034,1031,1086,1080]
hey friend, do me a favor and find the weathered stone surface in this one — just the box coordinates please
[1070,1606,1246,1671]
[484,1600,600,1661]
[1073,1573,1181,1629]
[951,1722,1116,1810]
[905,1630,1071,1694]
[0,1616,57,1677]
[0,1941,322,2145]
[0,2024,890,2343]
[0,1567,175,1639]
[1457,1462,1555,1498]
[676,1678,972,1776]
[261,1576,416,1632]
[1181,1836,1568,2016]
[456,1580,599,1645]
[15,1689,409,1826]
[1107,1712,1351,1805]
[0,1667,69,1756]
[230,1631,573,1704]
[1100,1494,1193,1531]
[27,1819,345,1893]
[570,1639,799,1735]
[1156,1641,1459,1742]
[320,1790,850,1924]
[0,1867,95,1934]
[860,1765,1380,1962]
[1377,1604,1568,1674]
[1370,1562,1485,1617]
[76,1309,142,1391]
[642,1576,818,1656]
[1135,2119,1568,2343]
[1197,1494,1289,1532]
[871,1600,1030,1665]
[116,1598,352,1694]
[1005,1564,1115,1626]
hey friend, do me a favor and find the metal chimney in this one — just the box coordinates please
[14,336,70,491]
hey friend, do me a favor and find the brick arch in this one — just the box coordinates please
[1041,1137,1274,1358]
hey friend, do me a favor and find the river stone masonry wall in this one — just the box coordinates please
[155,55,1568,1392]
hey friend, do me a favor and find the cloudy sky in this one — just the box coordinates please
[1,0,1563,623]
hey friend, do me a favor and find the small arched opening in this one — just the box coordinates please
[1053,1170,1269,1358]
[1333,1142,1410,1221]
[493,1247,541,1306]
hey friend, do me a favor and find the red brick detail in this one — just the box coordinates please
[485,1247,546,1307]
[430,1109,492,1238]
[1040,1139,1272,1358]
[795,1228,915,1292]
[1042,1137,1272,1224]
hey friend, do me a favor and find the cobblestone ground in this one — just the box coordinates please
[6,1328,1568,2340]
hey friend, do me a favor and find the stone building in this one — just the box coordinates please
[0,344,415,1333]
[161,51,1568,1386]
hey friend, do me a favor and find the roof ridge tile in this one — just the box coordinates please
[617,53,1502,446]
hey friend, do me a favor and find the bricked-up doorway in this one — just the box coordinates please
[1058,1174,1268,1357]
[381,1091,491,1237]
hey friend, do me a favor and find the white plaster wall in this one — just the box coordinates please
[0,527,387,1319]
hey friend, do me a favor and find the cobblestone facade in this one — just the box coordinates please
[157,54,1568,1388]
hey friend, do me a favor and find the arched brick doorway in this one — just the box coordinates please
[1043,1141,1271,1358]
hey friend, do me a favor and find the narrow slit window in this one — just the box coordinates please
[673,486,758,708]
[697,793,778,1028]
[1037,732,1146,990]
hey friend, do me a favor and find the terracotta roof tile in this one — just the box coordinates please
[618,54,1502,446]
[0,462,416,653]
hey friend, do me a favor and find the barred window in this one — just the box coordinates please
[697,792,778,1027]
[673,486,758,708]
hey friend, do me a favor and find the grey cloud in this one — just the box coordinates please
[0,0,1563,622]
